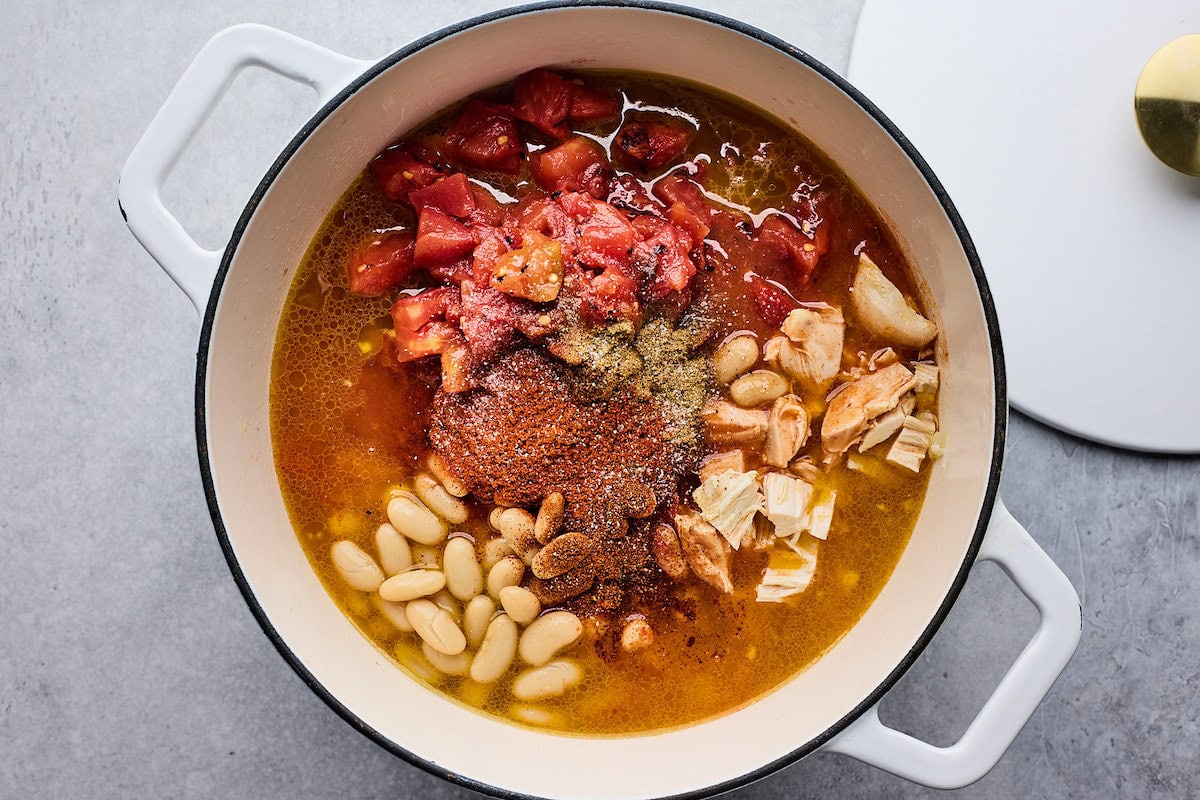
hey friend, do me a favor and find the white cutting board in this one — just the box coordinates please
[849,0,1200,453]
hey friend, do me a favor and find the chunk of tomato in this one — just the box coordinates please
[607,173,664,215]
[490,231,565,303]
[580,269,640,325]
[413,208,478,268]
[468,185,508,227]
[668,201,710,246]
[634,219,696,300]
[576,201,637,273]
[391,286,462,332]
[529,136,610,197]
[444,101,524,174]
[613,119,694,171]
[392,320,461,362]
[569,84,622,122]
[346,232,414,296]
[746,272,799,328]
[458,280,522,361]
[653,174,712,221]
[755,214,829,284]
[370,146,444,201]
[513,69,573,139]
[408,173,477,219]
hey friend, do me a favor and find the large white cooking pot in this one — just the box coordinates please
[119,4,1082,798]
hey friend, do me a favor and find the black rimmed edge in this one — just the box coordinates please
[193,3,1007,798]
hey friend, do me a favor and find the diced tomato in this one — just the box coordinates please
[346,232,414,296]
[468,186,508,227]
[576,201,637,273]
[471,227,510,285]
[513,69,573,139]
[580,269,640,324]
[569,84,622,122]
[653,174,712,221]
[391,287,462,332]
[444,101,525,174]
[408,173,477,219]
[458,280,523,361]
[439,336,476,393]
[370,146,444,201]
[633,219,696,301]
[530,137,610,197]
[392,320,461,362]
[746,272,799,328]
[668,201,709,246]
[556,190,596,220]
[490,231,565,303]
[755,214,829,284]
[613,119,694,171]
[514,196,573,242]
[413,208,478,268]
[607,173,663,215]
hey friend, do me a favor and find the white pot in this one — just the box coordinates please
[119,5,1081,798]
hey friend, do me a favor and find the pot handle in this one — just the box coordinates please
[118,24,370,312]
[823,499,1081,788]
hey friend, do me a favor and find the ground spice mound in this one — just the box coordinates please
[429,348,691,538]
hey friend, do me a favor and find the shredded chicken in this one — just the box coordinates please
[858,404,907,451]
[756,538,819,602]
[675,510,734,593]
[763,394,809,468]
[867,347,899,371]
[760,472,815,541]
[702,399,769,444]
[821,363,916,453]
[849,254,938,348]
[789,456,821,483]
[912,362,940,395]
[773,305,845,390]
[699,449,747,482]
[886,412,938,472]
[807,489,837,541]
[693,469,764,550]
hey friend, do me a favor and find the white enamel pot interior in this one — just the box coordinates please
[120,3,1082,798]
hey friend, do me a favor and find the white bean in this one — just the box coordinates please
[497,508,538,564]
[393,643,441,684]
[405,599,466,656]
[463,595,497,649]
[729,369,789,407]
[518,610,583,666]
[481,537,516,570]
[713,334,759,384]
[374,523,412,576]
[386,491,448,546]
[468,614,518,684]
[498,586,541,626]
[422,641,471,676]
[486,556,526,599]
[431,589,463,625]
[488,507,506,531]
[443,537,483,601]
[379,568,445,602]
[511,659,583,701]
[426,452,469,497]
[373,596,413,632]
[330,540,384,592]
[414,473,469,524]
[508,704,566,728]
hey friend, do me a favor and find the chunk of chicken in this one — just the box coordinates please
[756,537,819,603]
[775,305,845,391]
[858,404,907,452]
[763,394,810,468]
[702,399,769,445]
[699,449,747,482]
[760,472,814,541]
[675,510,734,593]
[886,412,938,472]
[693,469,764,550]
[849,254,938,348]
[821,362,916,453]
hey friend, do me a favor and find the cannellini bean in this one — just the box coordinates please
[379,568,446,602]
[374,523,412,576]
[373,596,413,632]
[330,540,384,592]
[487,556,526,599]
[531,531,592,580]
[729,369,789,407]
[414,473,469,525]
[422,641,471,676]
[488,507,506,531]
[508,704,566,728]
[481,537,517,570]
[469,614,519,684]
[534,492,565,545]
[443,537,483,601]
[463,595,497,649]
[405,599,467,656]
[621,617,654,652]
[497,508,539,564]
[386,492,448,546]
[511,659,583,701]
[498,586,541,626]
[393,643,441,684]
[431,589,463,624]
[518,610,583,666]
[713,334,759,384]
[426,452,469,497]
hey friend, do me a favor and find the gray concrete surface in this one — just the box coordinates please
[1,1,1196,798]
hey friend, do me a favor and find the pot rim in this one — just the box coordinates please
[193,2,1008,797]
